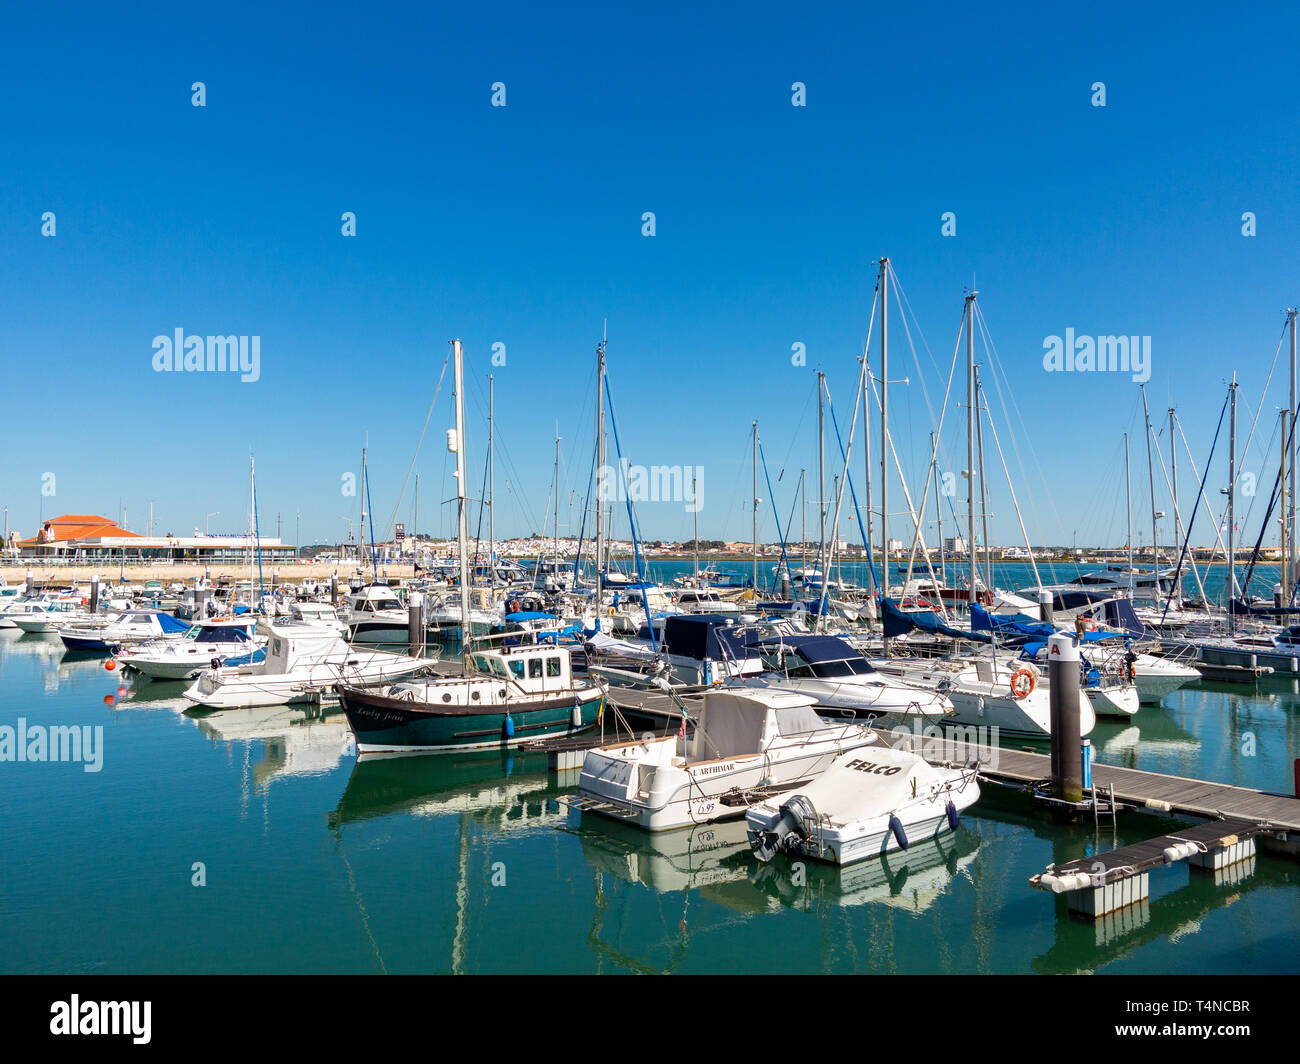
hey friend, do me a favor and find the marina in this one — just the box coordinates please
[5,5,1300,1029]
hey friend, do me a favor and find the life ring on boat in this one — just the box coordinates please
[607,605,616,617]
[1009,668,1036,700]
[507,600,521,613]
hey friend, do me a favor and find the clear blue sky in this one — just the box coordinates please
[2,1,1297,552]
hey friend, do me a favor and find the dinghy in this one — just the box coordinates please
[746,744,980,866]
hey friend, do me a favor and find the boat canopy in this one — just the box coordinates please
[661,615,760,662]
[881,599,990,642]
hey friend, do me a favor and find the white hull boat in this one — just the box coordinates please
[576,688,875,832]
[746,744,981,866]
[183,622,428,709]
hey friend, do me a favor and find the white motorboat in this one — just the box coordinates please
[727,632,952,726]
[57,609,193,652]
[575,687,875,832]
[747,743,981,866]
[117,618,264,680]
[11,600,86,633]
[183,621,429,709]
[343,583,412,645]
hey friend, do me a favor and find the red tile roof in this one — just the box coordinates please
[20,515,142,545]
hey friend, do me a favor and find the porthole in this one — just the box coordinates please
[441,693,451,703]
[471,691,480,700]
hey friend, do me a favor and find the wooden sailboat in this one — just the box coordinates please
[337,339,607,753]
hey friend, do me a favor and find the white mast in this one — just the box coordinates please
[488,374,495,589]
[965,290,977,609]
[1125,433,1133,593]
[880,257,890,639]
[752,420,759,595]
[595,326,607,593]
[1141,383,1159,571]
[450,340,472,664]
[1227,375,1237,636]
[1289,308,1297,591]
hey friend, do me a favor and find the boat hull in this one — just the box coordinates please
[339,686,605,753]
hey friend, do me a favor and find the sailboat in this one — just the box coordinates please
[337,339,607,753]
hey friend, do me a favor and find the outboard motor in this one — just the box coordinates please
[749,794,819,862]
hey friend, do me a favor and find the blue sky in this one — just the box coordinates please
[2,2,1297,551]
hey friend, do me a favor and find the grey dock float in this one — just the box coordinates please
[1190,661,1273,682]
[1029,817,1270,917]
[866,728,1300,843]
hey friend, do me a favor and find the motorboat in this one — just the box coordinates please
[183,621,428,709]
[117,618,264,680]
[11,600,87,633]
[726,632,952,726]
[343,583,412,645]
[746,743,980,866]
[337,642,605,753]
[56,609,193,652]
[574,687,875,832]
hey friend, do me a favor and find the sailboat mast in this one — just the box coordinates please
[1289,308,1297,588]
[360,446,367,571]
[595,326,606,592]
[692,471,699,580]
[965,290,976,609]
[880,257,890,611]
[1141,384,1159,571]
[932,430,946,587]
[249,455,256,611]
[752,421,759,595]
[975,364,991,594]
[1125,433,1133,593]
[488,374,495,589]
[1228,376,1237,636]
[799,469,807,583]
[1282,408,1289,600]
[817,371,826,587]
[1168,408,1179,548]
[451,340,472,662]
[553,429,561,584]
[863,354,874,590]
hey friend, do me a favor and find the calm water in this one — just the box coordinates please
[2,563,1298,974]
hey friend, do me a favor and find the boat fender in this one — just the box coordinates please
[946,800,959,832]
[571,700,582,727]
[889,813,909,851]
[503,715,515,739]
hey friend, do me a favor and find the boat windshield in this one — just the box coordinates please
[472,654,508,678]
[805,658,874,679]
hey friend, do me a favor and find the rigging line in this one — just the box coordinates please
[1175,412,1231,568]
[974,304,1065,579]
[979,384,1043,589]
[898,303,964,598]
[1235,322,1289,477]
[382,351,451,541]
[1161,391,1229,624]
[862,363,947,607]
[884,262,941,471]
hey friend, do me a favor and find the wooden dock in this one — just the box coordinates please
[606,686,1300,844]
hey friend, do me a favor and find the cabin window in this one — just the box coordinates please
[546,657,562,677]
[508,660,525,679]
[528,659,543,679]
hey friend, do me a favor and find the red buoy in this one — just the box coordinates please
[104,660,116,671]
[103,695,115,706]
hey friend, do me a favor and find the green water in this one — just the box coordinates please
[2,609,1298,974]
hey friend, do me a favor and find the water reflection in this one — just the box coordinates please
[188,704,354,787]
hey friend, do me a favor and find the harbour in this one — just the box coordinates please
[6,5,1300,1037]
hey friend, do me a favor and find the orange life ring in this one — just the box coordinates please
[1010,668,1036,699]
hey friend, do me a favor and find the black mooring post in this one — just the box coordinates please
[1048,633,1083,803]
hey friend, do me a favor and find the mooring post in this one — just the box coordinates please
[1048,633,1083,803]
[1039,588,1053,624]
[25,569,33,596]
[1295,757,1299,798]
[408,591,424,658]
[89,574,99,615]
[330,573,338,606]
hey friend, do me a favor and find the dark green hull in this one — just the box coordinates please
[339,685,605,753]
